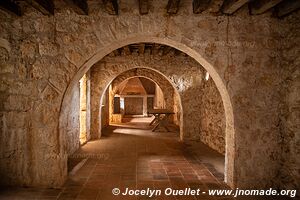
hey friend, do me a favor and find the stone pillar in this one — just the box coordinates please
[79,74,87,144]
[86,71,91,141]
[120,97,125,115]
[143,95,148,116]
[155,84,165,109]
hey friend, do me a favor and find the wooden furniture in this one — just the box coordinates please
[147,109,175,132]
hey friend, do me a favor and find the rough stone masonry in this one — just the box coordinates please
[0,0,299,193]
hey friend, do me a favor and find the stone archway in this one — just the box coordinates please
[59,37,235,187]
[110,76,168,117]
[94,67,183,138]
[1,0,292,190]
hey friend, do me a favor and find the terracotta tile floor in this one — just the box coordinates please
[0,118,292,200]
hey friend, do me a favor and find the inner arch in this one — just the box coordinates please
[100,68,183,137]
[59,37,235,187]
[96,67,184,139]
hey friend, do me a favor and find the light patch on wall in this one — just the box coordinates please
[205,72,210,81]
[120,98,124,110]
[174,78,185,92]
[79,74,87,145]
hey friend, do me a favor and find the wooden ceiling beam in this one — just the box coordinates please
[139,0,148,15]
[139,43,145,54]
[221,0,250,14]
[158,48,164,56]
[0,0,22,16]
[114,49,121,56]
[166,0,180,14]
[250,0,283,15]
[275,0,300,18]
[103,0,118,15]
[193,0,211,14]
[108,51,116,57]
[168,48,176,56]
[25,0,54,15]
[163,46,172,55]
[64,0,88,15]
[122,46,131,56]
[151,44,161,55]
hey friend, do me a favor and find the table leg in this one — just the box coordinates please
[152,122,160,132]
[160,114,171,132]
[150,114,159,125]
[152,114,172,132]
[152,114,162,131]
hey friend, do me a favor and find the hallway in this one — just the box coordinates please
[67,117,225,199]
[1,117,227,200]
[1,0,299,198]
[0,118,294,199]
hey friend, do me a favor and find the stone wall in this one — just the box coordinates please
[173,92,181,126]
[86,72,91,142]
[101,89,109,129]
[155,84,165,109]
[90,56,225,155]
[65,72,91,154]
[279,68,300,190]
[0,0,299,189]
[199,78,226,154]
[277,14,300,191]
[110,68,174,111]
[65,83,80,155]
[90,64,108,138]
[124,97,143,115]
[90,55,217,140]
[109,68,175,122]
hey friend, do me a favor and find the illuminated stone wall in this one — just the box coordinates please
[0,0,298,190]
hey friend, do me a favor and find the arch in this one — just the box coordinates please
[110,76,169,116]
[59,36,235,186]
[112,75,165,94]
[97,67,183,136]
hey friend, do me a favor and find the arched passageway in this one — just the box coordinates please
[61,42,228,196]
[1,1,299,198]
[63,52,227,198]
[100,73,180,134]
[106,75,178,128]
[96,67,183,139]
[59,41,232,187]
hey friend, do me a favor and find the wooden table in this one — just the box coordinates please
[147,109,175,132]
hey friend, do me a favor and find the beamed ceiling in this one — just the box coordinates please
[106,43,188,58]
[0,0,299,18]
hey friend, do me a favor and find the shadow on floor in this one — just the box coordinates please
[0,118,294,200]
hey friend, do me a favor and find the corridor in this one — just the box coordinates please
[0,118,294,199]
[1,117,227,200]
[66,117,225,200]
[1,0,299,199]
